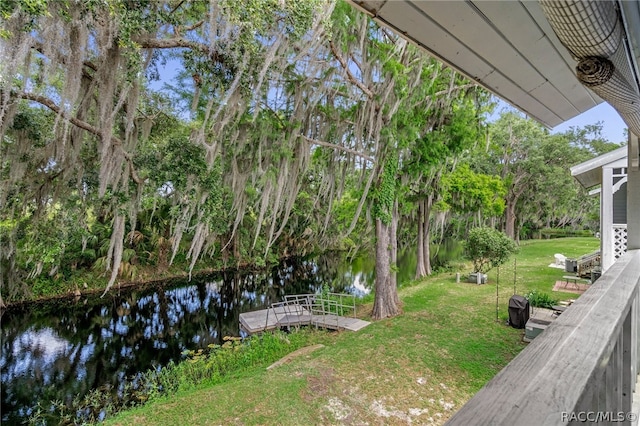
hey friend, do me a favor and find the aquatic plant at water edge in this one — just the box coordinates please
[28,331,314,425]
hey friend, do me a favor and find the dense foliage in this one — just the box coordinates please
[0,0,618,305]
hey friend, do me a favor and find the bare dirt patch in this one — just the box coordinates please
[302,366,335,402]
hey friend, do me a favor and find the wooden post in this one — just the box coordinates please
[622,311,632,415]
[634,294,640,392]
[513,258,517,295]
[602,166,614,270]
[496,266,500,322]
[628,132,640,251]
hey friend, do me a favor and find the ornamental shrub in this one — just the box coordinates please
[524,289,558,309]
[464,227,518,274]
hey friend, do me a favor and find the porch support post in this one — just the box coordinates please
[629,132,640,251]
[602,166,614,270]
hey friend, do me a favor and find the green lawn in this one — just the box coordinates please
[106,237,599,425]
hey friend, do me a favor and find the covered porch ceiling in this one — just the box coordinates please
[347,0,607,129]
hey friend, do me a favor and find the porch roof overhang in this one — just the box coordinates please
[347,0,602,128]
[570,145,628,189]
[348,1,640,135]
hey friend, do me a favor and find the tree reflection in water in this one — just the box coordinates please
[0,253,374,424]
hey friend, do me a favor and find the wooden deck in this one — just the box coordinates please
[240,309,370,334]
[239,305,311,334]
[309,314,370,331]
[239,293,370,334]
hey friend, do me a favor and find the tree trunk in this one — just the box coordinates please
[423,196,433,275]
[372,218,400,319]
[517,213,525,244]
[415,200,427,278]
[390,200,399,293]
[415,197,433,278]
[233,231,240,266]
[505,199,517,239]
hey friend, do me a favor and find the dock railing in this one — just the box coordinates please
[309,292,357,330]
[446,249,640,425]
[266,293,357,331]
[265,295,314,331]
[241,292,366,334]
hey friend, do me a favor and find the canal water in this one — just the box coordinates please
[1,242,461,424]
[0,253,376,424]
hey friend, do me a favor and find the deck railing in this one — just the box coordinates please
[268,293,357,331]
[577,250,601,278]
[446,249,640,425]
[614,224,629,261]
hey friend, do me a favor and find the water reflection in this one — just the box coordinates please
[0,253,374,424]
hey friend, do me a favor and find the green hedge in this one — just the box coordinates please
[539,228,593,238]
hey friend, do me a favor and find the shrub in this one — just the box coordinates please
[464,227,518,274]
[524,290,558,309]
[540,228,593,238]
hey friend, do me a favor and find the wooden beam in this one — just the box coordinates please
[629,133,640,250]
[602,166,614,270]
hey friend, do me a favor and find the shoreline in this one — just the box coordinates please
[0,262,274,311]
[1,249,355,310]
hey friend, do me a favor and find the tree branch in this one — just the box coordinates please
[134,36,227,65]
[182,20,205,32]
[433,83,477,98]
[329,40,374,99]
[302,136,374,162]
[169,0,186,14]
[20,91,101,135]
[135,36,204,51]
[380,27,398,42]
[349,52,363,75]
[33,42,97,74]
[135,36,200,49]
[16,91,143,185]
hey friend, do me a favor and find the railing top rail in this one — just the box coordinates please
[447,249,640,425]
[283,293,355,303]
[578,250,600,261]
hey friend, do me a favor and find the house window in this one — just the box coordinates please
[613,181,627,224]
[613,167,627,176]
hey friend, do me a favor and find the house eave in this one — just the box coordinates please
[570,146,628,189]
[348,0,602,129]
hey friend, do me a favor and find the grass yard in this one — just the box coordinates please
[106,237,599,425]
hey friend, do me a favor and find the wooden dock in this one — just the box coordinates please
[239,305,311,334]
[239,293,370,334]
[310,314,370,331]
